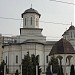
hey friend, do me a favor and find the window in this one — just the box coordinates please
[36,55,39,63]
[74,34,75,37]
[16,55,18,64]
[25,18,26,25]
[6,56,7,64]
[31,17,32,25]
[36,18,38,26]
[71,32,72,38]
[46,56,48,63]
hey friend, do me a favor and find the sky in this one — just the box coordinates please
[0,0,74,41]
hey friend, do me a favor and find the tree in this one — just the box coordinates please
[22,52,41,75]
[70,65,75,75]
[57,65,64,75]
[31,54,41,75]
[46,62,53,75]
[22,52,34,75]
[37,63,41,75]
[15,69,19,75]
[0,60,6,75]
[31,54,36,75]
[50,56,59,74]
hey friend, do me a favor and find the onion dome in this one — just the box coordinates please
[49,38,75,55]
[22,8,41,18]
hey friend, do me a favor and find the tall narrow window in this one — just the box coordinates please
[36,18,38,26]
[36,55,39,63]
[46,55,48,63]
[71,32,72,38]
[31,17,32,25]
[25,18,26,26]
[6,56,7,64]
[74,34,75,37]
[16,55,18,64]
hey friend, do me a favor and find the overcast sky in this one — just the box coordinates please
[0,0,74,41]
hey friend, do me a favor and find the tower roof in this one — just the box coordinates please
[69,25,75,30]
[21,8,41,18]
[62,25,75,36]
[49,38,75,55]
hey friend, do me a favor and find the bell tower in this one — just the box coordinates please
[21,8,41,28]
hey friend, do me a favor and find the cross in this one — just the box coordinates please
[31,4,32,8]
[71,22,72,26]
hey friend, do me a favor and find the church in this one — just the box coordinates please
[1,7,75,75]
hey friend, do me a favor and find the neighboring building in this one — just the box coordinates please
[0,34,3,64]
[1,7,75,75]
[49,38,75,75]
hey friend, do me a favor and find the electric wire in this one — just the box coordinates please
[50,0,75,5]
[0,16,71,25]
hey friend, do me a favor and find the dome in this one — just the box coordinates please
[22,39,44,44]
[68,25,75,30]
[22,8,41,18]
[49,38,75,55]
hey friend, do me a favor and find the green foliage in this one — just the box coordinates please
[70,65,75,75]
[46,62,53,75]
[22,52,40,75]
[46,56,59,75]
[22,52,34,75]
[0,60,6,75]
[50,56,59,73]
[57,65,64,75]
[15,70,19,75]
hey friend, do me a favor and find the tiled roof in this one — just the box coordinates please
[49,38,75,55]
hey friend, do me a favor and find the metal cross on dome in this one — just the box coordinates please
[31,4,32,8]
[71,22,73,26]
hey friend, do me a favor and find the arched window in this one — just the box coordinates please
[66,55,73,65]
[25,18,26,25]
[16,55,18,64]
[36,18,38,26]
[46,55,48,63]
[6,56,7,64]
[74,34,75,37]
[71,32,72,38]
[31,17,32,25]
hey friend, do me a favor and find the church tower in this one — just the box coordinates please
[20,8,46,43]
[21,8,41,28]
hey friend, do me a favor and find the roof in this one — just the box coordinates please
[22,39,44,45]
[22,8,41,18]
[69,25,75,30]
[3,39,44,47]
[62,25,75,36]
[45,41,56,45]
[49,38,75,55]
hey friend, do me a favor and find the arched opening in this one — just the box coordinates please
[56,55,63,65]
[66,55,73,65]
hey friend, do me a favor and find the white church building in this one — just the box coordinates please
[2,7,75,75]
